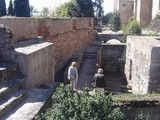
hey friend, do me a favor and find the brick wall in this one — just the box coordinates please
[0,18,96,66]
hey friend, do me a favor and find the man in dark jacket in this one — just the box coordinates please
[92,68,106,93]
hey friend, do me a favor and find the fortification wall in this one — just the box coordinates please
[125,36,160,94]
[118,0,134,24]
[0,18,96,67]
[136,0,152,27]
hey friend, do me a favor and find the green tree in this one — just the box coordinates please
[41,7,50,17]
[76,0,94,17]
[30,5,37,17]
[8,0,15,16]
[121,17,141,42]
[14,0,30,17]
[67,0,81,17]
[51,0,81,18]
[0,0,6,16]
[102,12,114,25]
[127,18,141,35]
[110,12,121,32]
[53,4,68,17]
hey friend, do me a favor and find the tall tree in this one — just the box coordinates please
[52,0,81,18]
[110,12,121,32]
[8,0,15,16]
[14,0,30,17]
[76,0,94,17]
[0,0,7,16]
[67,0,81,17]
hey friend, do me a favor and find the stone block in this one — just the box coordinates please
[13,40,54,88]
[126,36,160,94]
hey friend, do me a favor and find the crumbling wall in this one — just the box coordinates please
[118,0,134,24]
[125,36,160,94]
[0,18,96,68]
[136,0,152,27]
[0,24,14,61]
[101,43,126,74]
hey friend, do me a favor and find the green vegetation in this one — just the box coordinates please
[51,0,94,18]
[51,0,81,18]
[30,5,37,17]
[35,84,160,120]
[0,0,6,16]
[14,0,30,17]
[8,0,15,16]
[35,84,124,120]
[122,17,141,42]
[109,12,121,32]
[102,12,114,25]
[145,16,160,36]
[76,0,94,17]
[135,113,149,120]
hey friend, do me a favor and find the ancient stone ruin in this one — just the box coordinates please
[0,24,14,61]
[125,36,160,94]
[114,0,160,27]
[0,18,96,119]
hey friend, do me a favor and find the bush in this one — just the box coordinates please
[127,19,141,35]
[102,12,114,25]
[36,84,124,120]
[122,17,141,42]
[123,17,141,35]
[135,112,149,120]
[109,12,121,32]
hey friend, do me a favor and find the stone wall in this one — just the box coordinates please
[101,43,126,74]
[0,24,14,61]
[125,36,160,94]
[13,40,54,88]
[118,0,134,24]
[113,0,134,24]
[136,0,152,27]
[0,18,96,68]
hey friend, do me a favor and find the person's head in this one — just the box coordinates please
[97,68,103,74]
[71,61,77,67]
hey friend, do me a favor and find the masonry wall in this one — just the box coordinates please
[0,18,96,68]
[113,0,134,24]
[118,0,134,24]
[101,44,126,74]
[136,0,152,27]
[125,36,160,94]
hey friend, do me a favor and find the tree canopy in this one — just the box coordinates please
[8,0,15,16]
[14,0,30,17]
[0,0,7,16]
[51,0,94,18]
[76,0,94,17]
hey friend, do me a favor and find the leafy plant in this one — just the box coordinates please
[121,16,141,42]
[109,12,121,32]
[36,84,124,120]
[135,112,149,120]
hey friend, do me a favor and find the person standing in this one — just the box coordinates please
[67,61,78,91]
[92,68,106,93]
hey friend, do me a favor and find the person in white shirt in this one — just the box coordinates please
[67,61,78,91]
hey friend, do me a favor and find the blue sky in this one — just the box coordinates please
[5,0,113,13]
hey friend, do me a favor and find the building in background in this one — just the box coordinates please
[114,0,160,27]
